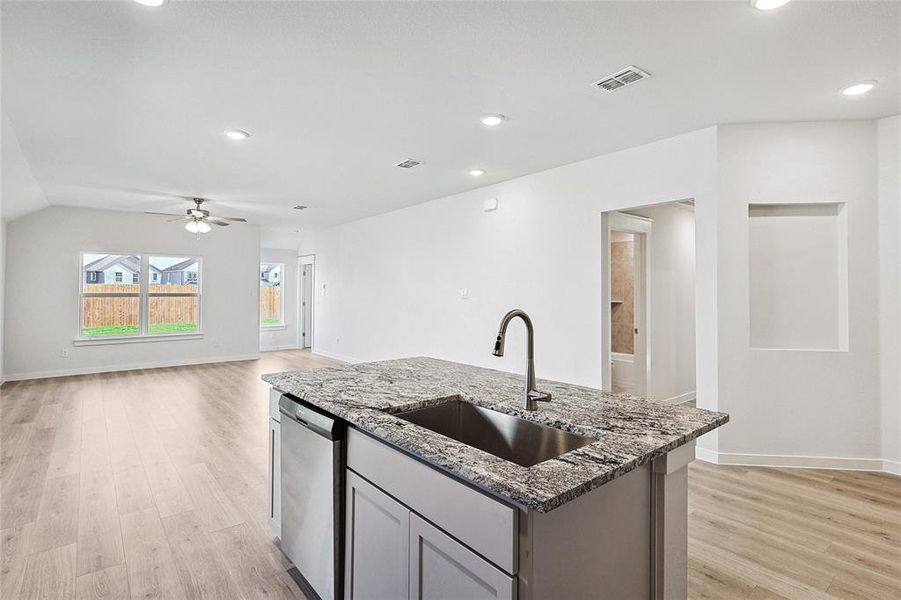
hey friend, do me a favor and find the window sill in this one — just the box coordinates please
[260,324,287,331]
[73,333,204,347]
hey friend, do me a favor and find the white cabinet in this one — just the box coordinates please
[268,416,281,538]
[345,471,410,600]
[344,470,515,600]
[409,514,515,600]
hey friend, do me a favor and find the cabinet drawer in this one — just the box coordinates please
[347,428,517,574]
[410,513,515,600]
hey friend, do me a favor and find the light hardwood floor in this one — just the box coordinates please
[2,350,899,599]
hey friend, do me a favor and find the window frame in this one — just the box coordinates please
[259,262,286,329]
[77,252,203,343]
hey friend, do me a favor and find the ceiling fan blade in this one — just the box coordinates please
[167,216,190,222]
[144,211,185,217]
[214,216,248,223]
[205,217,231,227]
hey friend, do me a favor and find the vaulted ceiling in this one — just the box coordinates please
[2,1,898,230]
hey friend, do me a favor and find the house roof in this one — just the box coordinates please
[162,258,198,272]
[84,254,140,273]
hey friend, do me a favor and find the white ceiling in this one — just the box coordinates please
[2,1,898,229]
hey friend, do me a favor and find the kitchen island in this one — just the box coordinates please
[264,357,728,600]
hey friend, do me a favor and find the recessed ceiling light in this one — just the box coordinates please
[469,169,486,177]
[841,81,877,96]
[480,114,506,127]
[224,129,251,140]
[134,0,168,6]
[751,0,791,10]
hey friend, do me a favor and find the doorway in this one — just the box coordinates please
[602,201,697,403]
[602,212,650,395]
[299,257,314,349]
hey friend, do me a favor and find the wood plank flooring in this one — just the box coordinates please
[2,350,899,599]
[1,350,339,600]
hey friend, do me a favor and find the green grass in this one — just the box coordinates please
[81,323,198,337]
[260,317,282,325]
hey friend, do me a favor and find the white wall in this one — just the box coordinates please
[301,127,720,394]
[715,121,882,466]
[4,206,261,379]
[260,248,300,351]
[0,219,6,382]
[627,203,696,402]
[877,115,900,472]
[303,119,898,472]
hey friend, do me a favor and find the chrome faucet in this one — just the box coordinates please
[492,309,552,411]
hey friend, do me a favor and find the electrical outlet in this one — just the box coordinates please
[60,349,69,358]
[335,337,340,345]
[460,288,470,300]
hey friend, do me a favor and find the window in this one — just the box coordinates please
[79,253,201,338]
[260,262,284,327]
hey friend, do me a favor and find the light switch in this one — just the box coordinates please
[483,197,498,212]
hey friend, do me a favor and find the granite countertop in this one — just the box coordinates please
[263,357,728,513]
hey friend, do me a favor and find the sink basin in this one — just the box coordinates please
[396,400,595,467]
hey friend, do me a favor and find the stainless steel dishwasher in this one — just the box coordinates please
[279,394,344,600]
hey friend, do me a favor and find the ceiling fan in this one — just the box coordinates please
[145,197,247,234]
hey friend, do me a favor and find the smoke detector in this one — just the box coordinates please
[395,158,423,169]
[592,66,651,92]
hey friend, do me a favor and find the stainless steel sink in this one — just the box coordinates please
[396,400,595,467]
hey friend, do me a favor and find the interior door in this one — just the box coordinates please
[301,263,313,349]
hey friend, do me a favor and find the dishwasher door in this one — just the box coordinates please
[279,395,344,600]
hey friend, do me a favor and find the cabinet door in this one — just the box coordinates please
[345,471,410,600]
[409,514,515,600]
[268,417,281,538]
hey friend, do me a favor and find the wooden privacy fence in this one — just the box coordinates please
[82,284,199,328]
[260,285,282,320]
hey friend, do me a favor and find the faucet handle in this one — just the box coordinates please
[528,390,552,402]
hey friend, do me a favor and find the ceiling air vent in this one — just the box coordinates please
[293,205,308,210]
[592,66,651,92]
[395,158,423,169]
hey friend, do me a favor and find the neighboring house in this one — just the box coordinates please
[84,254,142,285]
[260,264,281,285]
[160,258,199,285]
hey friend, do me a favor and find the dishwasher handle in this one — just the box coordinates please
[278,394,342,440]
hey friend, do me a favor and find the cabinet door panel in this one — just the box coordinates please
[410,514,515,600]
[345,471,410,600]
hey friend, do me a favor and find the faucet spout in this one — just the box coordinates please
[492,309,551,411]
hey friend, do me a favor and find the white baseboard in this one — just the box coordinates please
[3,353,262,382]
[260,344,301,352]
[660,390,696,405]
[694,448,898,476]
[694,446,719,464]
[311,348,361,364]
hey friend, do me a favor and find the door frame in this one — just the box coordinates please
[298,255,315,349]
[601,211,651,395]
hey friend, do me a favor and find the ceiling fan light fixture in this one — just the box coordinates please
[196,221,212,233]
[185,221,200,233]
[134,0,168,6]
